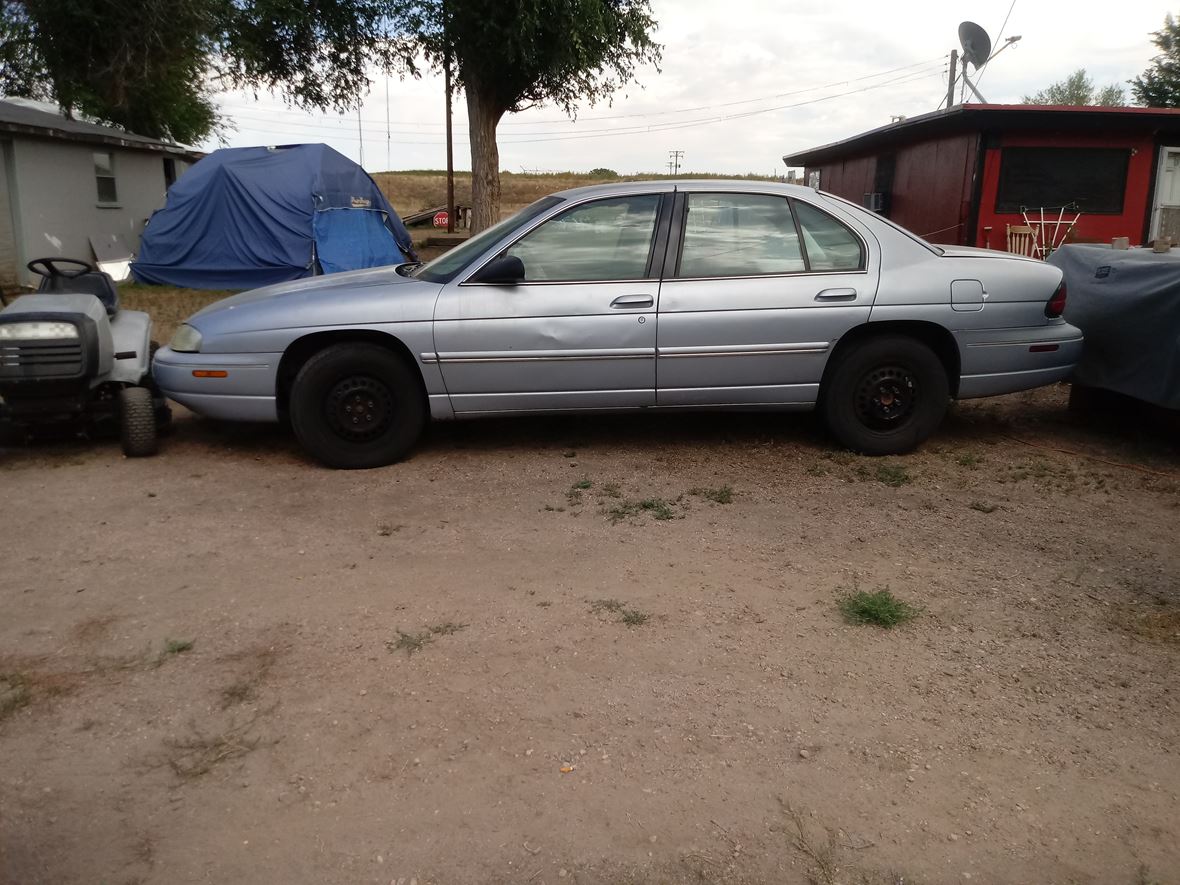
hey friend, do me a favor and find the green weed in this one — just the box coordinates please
[839,588,920,628]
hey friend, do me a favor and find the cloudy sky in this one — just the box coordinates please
[205,0,1166,175]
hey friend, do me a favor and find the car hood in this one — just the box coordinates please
[193,265,421,317]
[188,264,443,337]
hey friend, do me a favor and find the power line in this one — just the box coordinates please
[976,0,1017,87]
[217,55,949,132]
[220,65,945,146]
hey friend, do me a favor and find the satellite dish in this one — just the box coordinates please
[958,21,992,69]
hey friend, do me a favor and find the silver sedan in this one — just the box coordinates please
[154,180,1083,468]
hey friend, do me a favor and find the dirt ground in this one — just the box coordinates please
[1,386,1178,885]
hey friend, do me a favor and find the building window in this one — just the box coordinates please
[163,158,177,189]
[995,147,1129,214]
[94,150,118,204]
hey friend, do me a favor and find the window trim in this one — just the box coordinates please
[993,146,1131,216]
[94,149,118,205]
[459,192,671,286]
[668,190,867,281]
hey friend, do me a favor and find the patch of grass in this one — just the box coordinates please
[955,452,982,468]
[386,621,468,656]
[875,464,911,487]
[571,478,592,490]
[838,588,920,628]
[597,482,622,498]
[689,485,733,504]
[805,464,830,477]
[969,501,998,513]
[619,608,651,627]
[0,673,32,721]
[162,638,194,657]
[606,497,677,523]
[590,599,651,627]
[161,713,272,781]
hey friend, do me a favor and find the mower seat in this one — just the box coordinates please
[37,269,120,316]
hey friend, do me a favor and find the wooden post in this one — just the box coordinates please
[445,56,455,234]
[947,50,958,110]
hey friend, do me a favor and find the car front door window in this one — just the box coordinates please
[504,195,661,282]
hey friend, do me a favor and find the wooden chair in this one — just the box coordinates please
[1006,224,1036,257]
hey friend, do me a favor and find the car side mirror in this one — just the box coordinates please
[473,255,525,284]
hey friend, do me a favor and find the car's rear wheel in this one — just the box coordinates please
[289,343,425,469]
[820,335,949,455]
[119,386,159,457]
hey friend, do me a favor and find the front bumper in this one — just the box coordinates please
[956,322,1084,398]
[152,345,280,422]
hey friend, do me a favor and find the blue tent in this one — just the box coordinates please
[132,144,416,289]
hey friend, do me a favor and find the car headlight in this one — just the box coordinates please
[0,321,79,340]
[170,324,203,353]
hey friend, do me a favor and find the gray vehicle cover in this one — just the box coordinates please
[1049,244,1180,409]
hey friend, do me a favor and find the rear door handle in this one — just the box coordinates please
[611,294,654,308]
[814,288,857,301]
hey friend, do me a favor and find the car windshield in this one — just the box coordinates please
[413,196,564,283]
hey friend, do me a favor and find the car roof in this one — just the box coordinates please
[550,179,819,201]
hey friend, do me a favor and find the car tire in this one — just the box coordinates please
[289,343,426,469]
[119,386,159,457]
[820,335,949,455]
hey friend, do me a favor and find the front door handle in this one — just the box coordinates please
[611,294,654,308]
[814,288,857,301]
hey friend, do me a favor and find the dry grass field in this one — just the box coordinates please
[373,170,780,221]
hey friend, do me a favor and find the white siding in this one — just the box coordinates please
[9,137,185,287]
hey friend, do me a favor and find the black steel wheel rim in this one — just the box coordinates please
[325,375,395,442]
[853,364,917,431]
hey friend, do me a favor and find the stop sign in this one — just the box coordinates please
[433,211,449,228]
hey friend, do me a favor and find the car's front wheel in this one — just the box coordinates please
[820,335,949,455]
[289,343,426,469]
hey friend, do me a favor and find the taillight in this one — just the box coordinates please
[1045,281,1067,318]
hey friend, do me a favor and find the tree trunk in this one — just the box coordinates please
[466,87,505,233]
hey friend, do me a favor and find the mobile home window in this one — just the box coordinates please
[94,151,118,203]
[995,147,1129,214]
[163,157,177,189]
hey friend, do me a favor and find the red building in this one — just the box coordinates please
[783,104,1180,249]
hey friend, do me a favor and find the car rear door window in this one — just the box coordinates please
[677,193,805,278]
[504,195,660,282]
[791,200,864,271]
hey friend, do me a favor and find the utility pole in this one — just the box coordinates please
[947,49,958,110]
[666,161,674,175]
[357,105,364,167]
[443,0,455,234]
[385,76,391,171]
[669,149,684,176]
[445,55,455,234]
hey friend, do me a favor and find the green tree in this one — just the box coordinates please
[0,0,417,144]
[1022,68,1125,106]
[400,0,661,231]
[1132,13,1180,107]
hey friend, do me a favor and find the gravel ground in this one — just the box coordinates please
[0,385,1177,885]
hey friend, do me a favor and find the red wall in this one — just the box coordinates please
[974,132,1157,248]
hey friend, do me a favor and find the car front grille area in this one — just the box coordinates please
[0,340,86,379]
